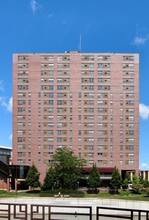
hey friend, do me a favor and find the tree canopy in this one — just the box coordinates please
[110,167,122,192]
[42,166,58,190]
[88,163,101,192]
[25,163,40,190]
[43,147,86,190]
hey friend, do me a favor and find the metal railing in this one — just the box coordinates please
[31,204,92,220]
[1,203,149,220]
[96,206,149,220]
[0,203,92,220]
[0,203,27,219]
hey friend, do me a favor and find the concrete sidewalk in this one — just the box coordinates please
[0,197,148,214]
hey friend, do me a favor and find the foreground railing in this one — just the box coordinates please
[0,203,149,220]
[96,206,149,220]
[0,203,92,220]
[0,203,27,219]
[31,204,92,220]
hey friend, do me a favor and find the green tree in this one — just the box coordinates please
[144,187,149,196]
[122,172,131,189]
[132,183,144,194]
[132,175,140,184]
[131,174,144,194]
[52,147,85,189]
[110,167,122,193]
[87,163,101,193]
[140,179,149,188]
[42,166,58,190]
[25,164,40,191]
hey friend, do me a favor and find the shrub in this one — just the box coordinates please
[132,183,144,194]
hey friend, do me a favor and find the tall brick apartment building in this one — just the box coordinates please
[12,51,139,183]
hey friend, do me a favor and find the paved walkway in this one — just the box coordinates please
[0,197,149,214]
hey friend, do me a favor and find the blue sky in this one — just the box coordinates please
[0,0,149,170]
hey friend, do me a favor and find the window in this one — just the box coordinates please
[41,63,54,68]
[88,138,94,142]
[123,78,134,84]
[126,101,134,106]
[41,70,54,76]
[18,78,29,83]
[126,145,134,150]
[88,130,94,134]
[120,153,123,158]
[126,153,134,158]
[18,130,24,135]
[126,130,134,136]
[126,138,134,143]
[123,56,134,61]
[123,63,134,69]
[17,144,25,149]
[98,85,110,90]
[123,86,134,91]
[89,85,94,90]
[18,56,29,61]
[18,63,29,68]
[98,63,110,68]
[98,138,107,142]
[78,130,81,135]
[41,85,54,90]
[41,55,54,61]
[126,116,134,121]
[126,123,134,128]
[98,55,110,61]
[126,108,134,113]
[88,145,94,150]
[98,145,107,150]
[18,85,28,90]
[120,146,123,151]
[126,160,134,165]
[18,70,29,76]
[17,93,26,98]
[120,160,123,165]
[110,146,113,150]
[123,71,134,76]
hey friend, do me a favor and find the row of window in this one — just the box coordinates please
[18,55,134,62]
[16,158,135,166]
[17,70,135,77]
[17,143,135,151]
[17,151,134,160]
[17,136,135,143]
[17,123,136,131]
[17,77,135,85]
[18,62,135,70]
[17,92,136,100]
[17,115,135,126]
[17,129,135,135]
[17,99,135,107]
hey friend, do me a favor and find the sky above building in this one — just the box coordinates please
[0,0,149,170]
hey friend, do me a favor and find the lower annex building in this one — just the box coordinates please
[12,51,139,183]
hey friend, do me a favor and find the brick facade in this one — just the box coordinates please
[12,51,139,182]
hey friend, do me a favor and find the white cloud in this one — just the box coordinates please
[140,163,149,170]
[7,97,13,112]
[30,0,42,14]
[139,103,149,120]
[0,97,12,113]
[133,35,149,46]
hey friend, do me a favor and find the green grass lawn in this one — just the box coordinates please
[0,189,149,201]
